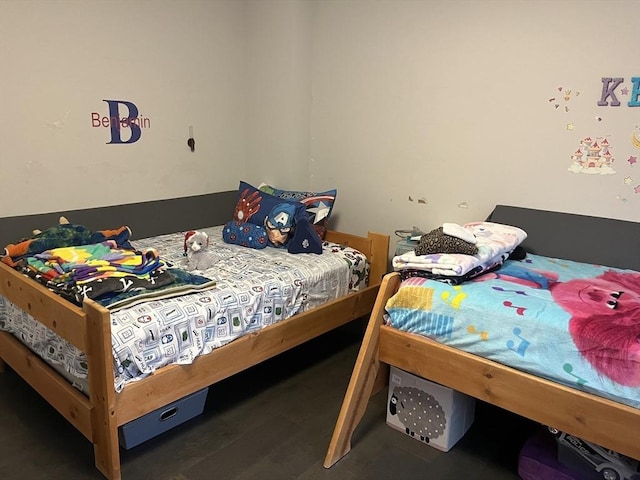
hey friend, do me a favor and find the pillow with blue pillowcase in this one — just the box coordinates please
[223,181,322,254]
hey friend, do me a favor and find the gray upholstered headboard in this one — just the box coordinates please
[0,191,238,249]
[487,205,640,271]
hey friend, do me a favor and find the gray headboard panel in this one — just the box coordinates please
[0,191,238,248]
[487,205,640,271]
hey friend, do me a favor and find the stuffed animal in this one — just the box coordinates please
[3,216,133,266]
[32,216,70,235]
[183,230,220,271]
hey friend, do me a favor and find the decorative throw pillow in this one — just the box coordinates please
[236,181,307,229]
[259,183,337,239]
[231,181,322,254]
[415,227,479,256]
[222,221,268,249]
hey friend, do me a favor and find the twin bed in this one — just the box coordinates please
[0,191,389,480]
[324,205,640,468]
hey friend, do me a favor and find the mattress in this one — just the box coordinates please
[0,226,369,393]
[385,253,640,409]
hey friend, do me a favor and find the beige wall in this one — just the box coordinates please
[244,0,312,187]
[1,0,638,244]
[308,0,640,239]
[0,0,247,216]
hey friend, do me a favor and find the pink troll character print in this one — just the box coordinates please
[549,270,640,387]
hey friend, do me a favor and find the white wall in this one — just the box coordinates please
[244,0,312,188]
[1,0,638,246]
[309,0,640,239]
[0,0,246,217]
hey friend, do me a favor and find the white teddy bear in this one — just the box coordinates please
[183,231,220,272]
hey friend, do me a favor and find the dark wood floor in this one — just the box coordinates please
[0,320,539,480]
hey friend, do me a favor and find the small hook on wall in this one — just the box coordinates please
[187,125,195,152]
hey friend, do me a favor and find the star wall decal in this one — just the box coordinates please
[635,185,640,194]
[628,155,638,165]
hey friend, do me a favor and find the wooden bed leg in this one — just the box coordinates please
[84,301,122,480]
[0,357,6,373]
[324,273,400,468]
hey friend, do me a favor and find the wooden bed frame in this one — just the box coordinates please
[324,206,640,468]
[0,228,389,480]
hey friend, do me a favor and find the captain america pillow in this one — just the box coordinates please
[235,181,305,229]
[258,183,336,239]
[231,181,322,254]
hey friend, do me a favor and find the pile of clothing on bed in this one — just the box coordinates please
[1,219,211,307]
[393,222,527,284]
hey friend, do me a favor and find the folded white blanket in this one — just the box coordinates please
[392,222,527,277]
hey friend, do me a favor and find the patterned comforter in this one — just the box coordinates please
[385,254,640,409]
[0,226,369,393]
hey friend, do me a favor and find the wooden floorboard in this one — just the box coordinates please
[0,320,537,480]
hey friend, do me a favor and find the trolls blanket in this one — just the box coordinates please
[385,253,640,409]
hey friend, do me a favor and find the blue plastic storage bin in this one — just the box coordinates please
[118,388,208,449]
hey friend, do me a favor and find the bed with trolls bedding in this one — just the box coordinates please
[324,205,639,469]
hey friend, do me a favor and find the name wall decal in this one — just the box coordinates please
[91,100,150,144]
[598,77,640,107]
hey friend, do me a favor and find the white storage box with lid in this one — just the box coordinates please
[386,366,475,452]
[118,388,208,449]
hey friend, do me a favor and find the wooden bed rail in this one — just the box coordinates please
[0,262,88,351]
[325,231,389,285]
[380,327,640,460]
[0,330,94,438]
[116,283,381,424]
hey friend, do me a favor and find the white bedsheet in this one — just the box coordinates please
[0,226,369,393]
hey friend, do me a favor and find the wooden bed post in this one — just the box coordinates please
[367,232,391,286]
[84,300,121,480]
[324,231,389,288]
[324,272,401,468]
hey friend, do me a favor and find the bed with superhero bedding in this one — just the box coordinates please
[0,181,389,480]
[324,205,640,469]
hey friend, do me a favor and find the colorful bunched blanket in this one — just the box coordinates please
[1,222,213,308]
